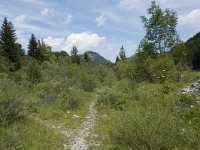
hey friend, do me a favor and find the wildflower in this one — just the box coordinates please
[190,105,194,108]
[157,77,160,79]
[197,100,200,105]
[162,69,166,72]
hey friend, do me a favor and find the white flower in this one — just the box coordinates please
[190,105,194,108]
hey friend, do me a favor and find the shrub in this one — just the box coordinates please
[59,88,85,111]
[96,87,126,110]
[177,93,197,108]
[109,106,198,150]
[79,73,96,92]
[27,61,42,84]
[0,92,24,122]
[35,82,62,107]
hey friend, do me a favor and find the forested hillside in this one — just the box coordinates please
[0,1,200,150]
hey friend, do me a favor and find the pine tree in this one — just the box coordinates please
[115,55,120,64]
[28,34,38,58]
[84,53,91,62]
[119,46,126,60]
[0,17,22,69]
[70,46,78,55]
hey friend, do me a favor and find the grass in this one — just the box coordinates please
[93,71,200,149]
[0,118,64,150]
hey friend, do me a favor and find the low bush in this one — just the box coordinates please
[59,88,85,111]
[0,92,24,122]
[26,61,42,84]
[96,87,126,110]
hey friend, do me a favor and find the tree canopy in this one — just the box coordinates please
[139,1,179,55]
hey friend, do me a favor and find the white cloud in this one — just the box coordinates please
[14,15,27,22]
[20,0,43,4]
[96,14,106,27]
[41,8,54,16]
[179,9,200,27]
[64,13,73,24]
[16,30,29,46]
[64,32,106,53]
[117,0,146,12]
[43,36,65,48]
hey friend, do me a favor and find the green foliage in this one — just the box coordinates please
[115,55,120,64]
[70,46,81,64]
[0,92,24,122]
[185,32,200,70]
[35,82,62,107]
[27,61,42,84]
[104,70,117,87]
[0,17,23,70]
[177,93,197,108]
[0,119,64,150]
[119,45,126,60]
[170,42,188,66]
[0,56,10,72]
[28,34,38,58]
[97,87,126,110]
[83,53,91,62]
[70,46,78,55]
[139,1,179,55]
[59,88,85,111]
[116,55,181,83]
[79,72,96,92]
[95,82,200,149]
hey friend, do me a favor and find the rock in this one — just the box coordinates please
[180,87,192,93]
[191,83,198,87]
[73,115,80,119]
[63,144,67,149]
[195,86,200,90]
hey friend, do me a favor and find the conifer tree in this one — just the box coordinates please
[119,46,126,60]
[70,46,78,55]
[84,53,91,62]
[0,17,22,69]
[28,34,38,58]
[115,55,120,64]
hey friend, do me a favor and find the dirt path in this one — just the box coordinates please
[68,101,96,150]
[29,97,98,150]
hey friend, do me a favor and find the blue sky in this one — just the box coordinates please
[0,0,200,61]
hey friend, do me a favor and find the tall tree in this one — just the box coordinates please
[70,46,78,55]
[185,32,200,70]
[0,17,22,69]
[28,34,38,58]
[115,55,120,64]
[139,1,179,55]
[119,46,126,60]
[70,46,80,64]
[83,53,91,62]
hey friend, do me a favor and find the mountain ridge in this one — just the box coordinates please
[82,51,109,64]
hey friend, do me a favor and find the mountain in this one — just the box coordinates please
[82,51,109,64]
